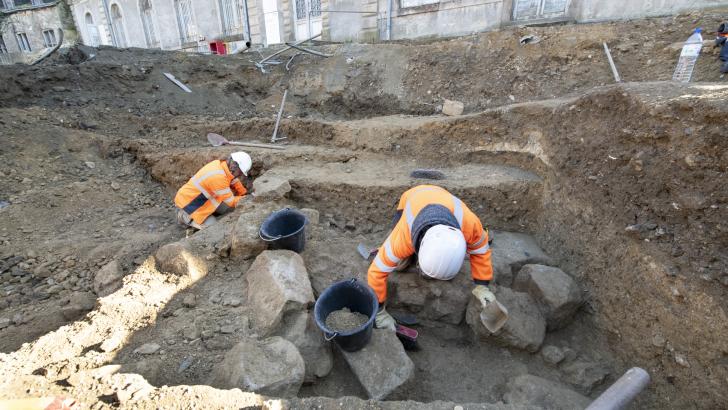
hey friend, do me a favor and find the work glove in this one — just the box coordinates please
[375,306,397,331]
[472,284,497,308]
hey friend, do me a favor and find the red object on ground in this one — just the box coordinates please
[210,41,227,55]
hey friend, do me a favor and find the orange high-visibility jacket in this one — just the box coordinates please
[367,185,493,303]
[174,160,247,224]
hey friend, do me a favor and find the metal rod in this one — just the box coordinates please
[228,141,285,150]
[284,42,332,57]
[31,29,64,66]
[257,33,321,66]
[585,367,650,410]
[603,42,621,83]
[271,89,288,143]
[243,0,251,45]
[387,0,393,40]
[286,53,301,70]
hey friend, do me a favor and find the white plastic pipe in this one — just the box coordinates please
[585,367,650,410]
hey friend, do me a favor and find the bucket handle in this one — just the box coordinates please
[258,207,307,242]
[324,331,338,342]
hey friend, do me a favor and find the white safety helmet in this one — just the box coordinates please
[418,224,466,280]
[230,151,252,176]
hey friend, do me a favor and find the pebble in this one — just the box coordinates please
[111,182,120,190]
[182,294,197,308]
[85,161,96,169]
[222,297,241,307]
[12,313,28,325]
[220,325,235,334]
[134,343,161,355]
[541,345,566,365]
[674,353,690,368]
[0,317,10,329]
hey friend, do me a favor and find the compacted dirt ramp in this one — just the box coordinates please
[1,9,728,410]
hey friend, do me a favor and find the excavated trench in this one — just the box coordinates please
[2,59,728,408]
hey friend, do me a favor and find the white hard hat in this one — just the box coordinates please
[230,151,252,176]
[418,224,466,280]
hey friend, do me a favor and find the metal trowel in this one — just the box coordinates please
[479,300,509,333]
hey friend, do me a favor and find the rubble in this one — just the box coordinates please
[154,242,207,281]
[245,250,315,335]
[513,264,583,330]
[489,231,554,286]
[253,174,291,202]
[209,336,305,397]
[93,260,124,297]
[276,311,333,383]
[466,287,545,352]
[503,374,591,410]
[561,359,610,394]
[442,99,464,116]
[339,329,414,400]
[389,270,471,324]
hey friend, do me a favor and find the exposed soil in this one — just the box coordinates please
[325,308,369,332]
[1,8,727,410]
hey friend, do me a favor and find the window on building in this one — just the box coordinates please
[13,0,31,8]
[0,36,8,53]
[110,3,128,47]
[1,0,14,10]
[140,0,159,47]
[16,33,31,52]
[219,0,245,36]
[84,12,101,47]
[31,0,43,5]
[174,0,197,44]
[42,29,57,47]
[294,0,321,20]
[513,0,570,21]
[400,0,438,8]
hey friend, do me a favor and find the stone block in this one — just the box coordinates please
[277,311,333,383]
[339,329,414,400]
[94,260,124,296]
[504,374,591,410]
[561,359,610,394]
[490,231,554,286]
[253,174,291,202]
[513,264,583,330]
[246,250,315,335]
[230,205,274,259]
[155,242,207,282]
[209,336,304,398]
[388,270,471,325]
[466,287,545,352]
[442,99,464,116]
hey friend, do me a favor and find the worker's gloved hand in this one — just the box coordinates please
[375,306,397,331]
[472,284,497,308]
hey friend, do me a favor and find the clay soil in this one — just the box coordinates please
[1,8,728,410]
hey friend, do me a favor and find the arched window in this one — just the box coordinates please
[140,0,159,48]
[109,4,127,47]
[85,12,101,46]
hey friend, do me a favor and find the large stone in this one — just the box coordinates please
[513,265,583,330]
[61,291,97,320]
[561,359,610,394]
[503,374,591,410]
[209,336,304,398]
[253,174,291,202]
[94,260,124,296]
[245,250,315,335]
[490,231,554,286]
[155,242,207,281]
[186,219,233,257]
[466,287,545,352]
[339,329,414,400]
[277,311,333,383]
[229,205,275,259]
[442,99,464,116]
[388,270,471,325]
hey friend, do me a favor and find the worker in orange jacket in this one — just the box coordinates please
[175,152,252,230]
[367,185,495,330]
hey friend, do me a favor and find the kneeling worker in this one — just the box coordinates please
[175,152,252,230]
[368,185,496,330]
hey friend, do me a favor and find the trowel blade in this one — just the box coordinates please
[480,300,509,333]
[207,133,227,147]
[357,243,377,261]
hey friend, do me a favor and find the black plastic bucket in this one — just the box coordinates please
[259,208,308,253]
[314,279,379,352]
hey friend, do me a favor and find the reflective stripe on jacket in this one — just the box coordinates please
[174,160,247,224]
[367,185,493,303]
